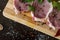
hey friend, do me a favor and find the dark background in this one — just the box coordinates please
[0,0,59,40]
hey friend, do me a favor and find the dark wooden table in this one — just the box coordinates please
[0,0,58,40]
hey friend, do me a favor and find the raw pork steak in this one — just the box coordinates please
[47,8,60,30]
[31,0,53,22]
[14,0,33,14]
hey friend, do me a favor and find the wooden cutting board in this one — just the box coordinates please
[3,0,60,39]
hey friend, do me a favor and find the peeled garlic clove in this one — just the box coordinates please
[0,24,3,31]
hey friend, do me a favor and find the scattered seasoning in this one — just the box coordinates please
[40,8,42,9]
[43,5,45,7]
[52,13,56,17]
[37,23,40,26]
[24,14,26,16]
[37,9,40,12]
[42,10,44,12]
[58,19,60,21]
[18,7,21,11]
[49,27,52,30]
[41,22,46,25]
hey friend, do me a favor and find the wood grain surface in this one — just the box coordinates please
[3,0,60,39]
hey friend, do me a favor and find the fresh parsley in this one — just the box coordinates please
[52,1,60,10]
[52,1,57,7]
[38,0,43,3]
[56,3,60,10]
[48,0,52,2]
[28,5,35,11]
[22,0,34,3]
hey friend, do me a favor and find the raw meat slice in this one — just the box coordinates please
[47,8,60,30]
[31,0,53,22]
[14,0,33,14]
[55,29,60,37]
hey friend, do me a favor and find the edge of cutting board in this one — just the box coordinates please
[3,0,60,39]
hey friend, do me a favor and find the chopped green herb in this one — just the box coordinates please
[22,0,34,3]
[28,5,35,11]
[38,0,43,3]
[48,0,52,2]
[52,1,60,10]
[57,3,60,10]
[52,1,57,7]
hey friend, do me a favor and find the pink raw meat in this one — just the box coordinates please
[31,0,53,22]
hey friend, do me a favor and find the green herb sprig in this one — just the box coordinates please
[22,0,34,3]
[38,0,43,3]
[28,5,35,11]
[52,1,60,10]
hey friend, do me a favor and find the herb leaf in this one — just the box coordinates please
[57,3,60,10]
[52,1,60,10]
[38,0,43,3]
[22,0,34,2]
[52,1,57,7]
[28,5,35,11]
[48,0,52,2]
